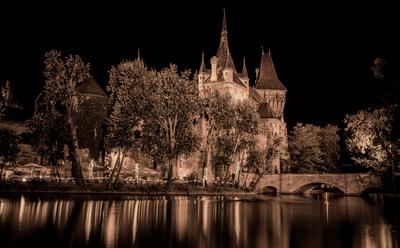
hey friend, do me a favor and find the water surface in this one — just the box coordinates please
[0,194,399,247]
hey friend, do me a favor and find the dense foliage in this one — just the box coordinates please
[141,65,201,185]
[289,123,340,173]
[33,50,91,183]
[105,59,149,188]
[344,107,398,173]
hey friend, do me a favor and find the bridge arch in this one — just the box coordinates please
[261,186,279,195]
[293,182,345,194]
[247,173,383,195]
[360,187,383,195]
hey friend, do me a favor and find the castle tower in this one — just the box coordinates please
[198,51,208,93]
[199,8,249,102]
[240,57,249,90]
[254,48,289,173]
[215,8,237,75]
[255,47,286,117]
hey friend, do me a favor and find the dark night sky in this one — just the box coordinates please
[1,1,399,129]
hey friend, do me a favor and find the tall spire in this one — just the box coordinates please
[221,7,227,39]
[216,7,236,72]
[137,48,141,60]
[241,57,248,77]
[255,48,286,90]
[199,51,206,73]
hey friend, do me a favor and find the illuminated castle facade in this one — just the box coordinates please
[197,10,289,177]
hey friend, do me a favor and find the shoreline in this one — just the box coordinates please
[0,190,258,196]
[1,190,398,197]
[1,181,399,197]
[0,180,257,196]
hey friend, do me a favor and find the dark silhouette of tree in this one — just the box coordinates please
[289,123,340,173]
[41,50,91,184]
[0,128,19,181]
[320,125,340,172]
[343,57,400,190]
[26,109,69,178]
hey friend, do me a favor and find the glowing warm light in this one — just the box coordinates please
[234,201,240,244]
[131,201,138,246]
[175,199,188,241]
[104,202,118,248]
[84,201,94,243]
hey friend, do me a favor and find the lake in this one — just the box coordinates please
[0,194,399,247]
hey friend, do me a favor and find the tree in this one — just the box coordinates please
[142,65,201,186]
[250,137,282,191]
[289,123,324,173]
[365,57,400,190]
[222,100,259,180]
[319,125,340,172]
[26,109,70,178]
[141,120,170,174]
[289,123,340,173]
[0,128,19,181]
[42,50,90,184]
[212,134,235,180]
[200,91,235,183]
[213,100,259,189]
[344,107,397,173]
[105,59,148,189]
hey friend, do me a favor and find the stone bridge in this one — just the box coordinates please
[240,173,383,195]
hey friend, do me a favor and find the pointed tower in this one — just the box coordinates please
[254,47,289,173]
[255,47,286,118]
[240,57,249,89]
[198,8,249,102]
[198,51,209,92]
[209,8,237,83]
[216,8,236,72]
[241,57,248,78]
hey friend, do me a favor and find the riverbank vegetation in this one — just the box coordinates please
[0,180,251,195]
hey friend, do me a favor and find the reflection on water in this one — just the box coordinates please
[0,194,399,248]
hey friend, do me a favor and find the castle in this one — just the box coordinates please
[1,10,289,182]
[195,9,289,178]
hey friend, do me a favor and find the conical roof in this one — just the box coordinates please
[199,51,207,73]
[77,77,107,97]
[241,57,248,77]
[255,50,286,90]
[216,8,236,72]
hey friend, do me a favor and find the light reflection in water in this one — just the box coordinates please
[0,195,398,248]
[104,201,117,248]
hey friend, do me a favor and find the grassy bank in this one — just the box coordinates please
[0,180,255,195]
